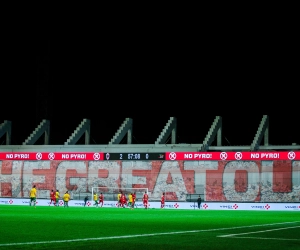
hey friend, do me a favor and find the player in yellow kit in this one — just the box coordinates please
[63,191,71,208]
[55,190,60,206]
[128,193,133,209]
[93,193,98,207]
[29,185,37,207]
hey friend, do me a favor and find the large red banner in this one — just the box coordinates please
[0,152,104,161]
[0,151,299,161]
[165,151,300,161]
[0,156,299,202]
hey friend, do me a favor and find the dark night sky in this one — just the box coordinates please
[1,38,299,146]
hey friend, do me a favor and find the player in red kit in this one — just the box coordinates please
[131,192,136,209]
[160,192,165,209]
[49,189,56,206]
[99,193,104,207]
[143,191,149,209]
[120,193,126,208]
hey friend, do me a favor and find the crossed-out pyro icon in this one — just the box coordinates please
[93,153,100,160]
[288,151,295,160]
[48,152,55,160]
[235,152,242,160]
[169,152,176,160]
[220,152,227,160]
[36,152,42,160]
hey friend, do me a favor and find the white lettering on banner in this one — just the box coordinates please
[6,154,13,159]
[184,161,219,194]
[152,161,187,200]
[184,154,193,159]
[13,154,30,159]
[23,161,49,198]
[87,161,120,193]
[293,161,300,186]
[70,154,86,159]
[261,161,274,201]
[1,159,300,202]
[194,153,212,159]
[251,153,259,158]
[261,153,280,159]
[56,161,87,195]
[121,161,150,187]
[0,161,22,197]
[223,161,260,201]
[62,154,69,159]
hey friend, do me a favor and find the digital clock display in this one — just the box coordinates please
[104,153,165,160]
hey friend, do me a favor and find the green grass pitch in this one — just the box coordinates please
[0,205,299,250]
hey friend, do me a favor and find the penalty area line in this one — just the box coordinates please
[222,236,299,241]
[218,225,300,239]
[0,221,299,247]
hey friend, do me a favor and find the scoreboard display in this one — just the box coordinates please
[1,151,299,161]
[104,153,165,161]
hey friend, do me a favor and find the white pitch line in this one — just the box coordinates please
[0,221,299,247]
[224,236,299,241]
[218,225,300,238]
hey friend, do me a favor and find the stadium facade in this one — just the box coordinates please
[1,116,300,204]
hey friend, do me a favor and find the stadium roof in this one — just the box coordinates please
[1,115,299,152]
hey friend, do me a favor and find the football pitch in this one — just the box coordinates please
[0,205,299,250]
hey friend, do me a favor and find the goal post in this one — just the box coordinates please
[91,187,148,202]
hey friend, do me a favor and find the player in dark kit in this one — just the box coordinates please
[197,195,202,209]
[84,195,88,207]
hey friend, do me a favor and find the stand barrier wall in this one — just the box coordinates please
[0,153,300,203]
[0,198,299,211]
